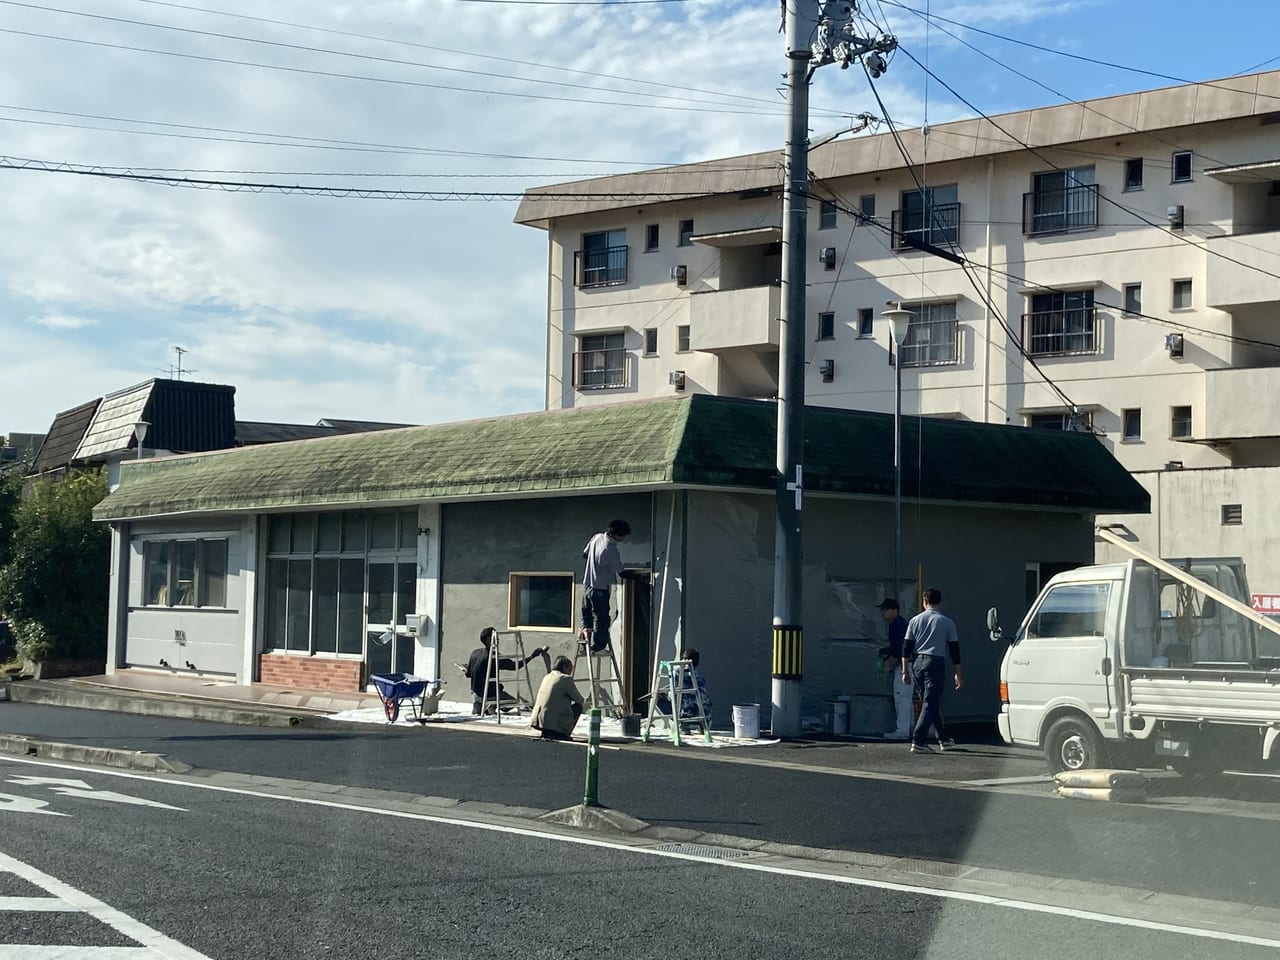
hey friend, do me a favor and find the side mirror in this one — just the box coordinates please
[987,606,1004,643]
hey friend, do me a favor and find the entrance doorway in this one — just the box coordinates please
[620,571,653,713]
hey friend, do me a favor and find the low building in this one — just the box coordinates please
[93,394,1147,722]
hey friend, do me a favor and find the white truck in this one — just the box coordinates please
[988,526,1280,777]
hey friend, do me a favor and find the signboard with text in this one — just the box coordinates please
[1251,594,1280,617]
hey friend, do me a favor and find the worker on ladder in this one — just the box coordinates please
[579,519,630,652]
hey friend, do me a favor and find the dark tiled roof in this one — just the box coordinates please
[32,398,101,473]
[75,380,237,462]
[317,418,417,433]
[96,394,1149,521]
[236,421,340,445]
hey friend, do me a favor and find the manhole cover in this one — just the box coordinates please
[651,842,754,860]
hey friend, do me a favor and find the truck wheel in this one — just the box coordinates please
[1045,716,1108,773]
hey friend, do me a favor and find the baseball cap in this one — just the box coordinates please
[876,598,899,610]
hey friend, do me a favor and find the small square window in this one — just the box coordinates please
[676,324,690,352]
[1124,158,1143,191]
[1172,151,1193,183]
[819,200,837,230]
[678,219,694,246]
[818,312,835,340]
[859,194,876,219]
[645,224,659,252]
[1122,408,1142,441]
[643,327,658,355]
[1123,283,1142,315]
[1170,405,1193,440]
[1221,503,1243,526]
[1172,279,1193,310]
[857,307,874,338]
[508,572,574,630]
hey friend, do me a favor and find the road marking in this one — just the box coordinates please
[0,896,75,911]
[0,792,68,816]
[1,755,1276,950]
[0,850,213,960]
[6,776,186,811]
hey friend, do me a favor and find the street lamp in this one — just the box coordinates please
[133,421,150,461]
[882,306,914,601]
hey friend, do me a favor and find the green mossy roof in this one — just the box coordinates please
[95,394,1149,521]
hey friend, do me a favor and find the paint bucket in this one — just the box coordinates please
[823,699,850,735]
[619,713,641,738]
[732,703,760,740]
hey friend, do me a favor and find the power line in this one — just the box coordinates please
[0,103,688,165]
[123,0,794,114]
[894,46,1280,288]
[1,1,788,115]
[0,26,790,118]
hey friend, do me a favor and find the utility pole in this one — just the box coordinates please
[772,1,897,738]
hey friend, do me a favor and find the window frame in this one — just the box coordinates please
[859,194,876,219]
[1025,289,1098,357]
[1123,157,1144,191]
[1172,278,1193,310]
[1171,150,1193,183]
[1022,581,1112,641]
[818,200,837,230]
[894,184,960,248]
[643,327,658,356]
[1122,283,1142,316]
[142,537,231,609]
[817,311,835,341]
[857,307,874,338]
[676,325,691,353]
[1025,165,1098,235]
[507,572,576,632]
[1170,405,1193,440]
[899,300,960,368]
[644,223,660,253]
[574,332,628,390]
[1121,408,1142,442]
[678,219,694,247]
[576,228,628,288]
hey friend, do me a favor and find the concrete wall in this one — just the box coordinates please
[120,514,253,680]
[682,490,1096,724]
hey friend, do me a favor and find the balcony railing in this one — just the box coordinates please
[572,348,629,390]
[573,245,628,288]
[891,202,961,250]
[1023,184,1099,236]
[1022,307,1098,356]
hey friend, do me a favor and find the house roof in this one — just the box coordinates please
[515,68,1280,226]
[236,421,342,445]
[95,395,1148,521]
[74,380,237,462]
[31,398,101,473]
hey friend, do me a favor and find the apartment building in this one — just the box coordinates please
[516,69,1280,606]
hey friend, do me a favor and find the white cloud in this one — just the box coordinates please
[32,312,97,330]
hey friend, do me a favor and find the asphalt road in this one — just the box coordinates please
[3,703,1279,909]
[0,759,1274,960]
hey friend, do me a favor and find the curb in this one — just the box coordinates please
[0,733,191,774]
[3,680,310,729]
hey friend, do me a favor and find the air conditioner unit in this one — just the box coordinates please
[670,265,688,285]
[668,370,686,390]
[1165,332,1185,357]
[818,247,837,267]
[1167,205,1185,230]
[818,359,835,382]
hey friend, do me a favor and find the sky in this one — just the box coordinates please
[1,0,1277,435]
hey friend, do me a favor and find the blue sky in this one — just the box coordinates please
[2,0,1277,434]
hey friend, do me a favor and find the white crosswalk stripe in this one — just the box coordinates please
[0,851,213,959]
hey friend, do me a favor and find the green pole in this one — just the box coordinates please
[583,707,601,807]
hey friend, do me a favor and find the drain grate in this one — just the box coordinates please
[651,842,755,860]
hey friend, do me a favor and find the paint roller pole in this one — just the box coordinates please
[583,707,602,807]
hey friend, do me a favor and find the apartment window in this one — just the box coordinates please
[575,228,627,287]
[900,301,959,367]
[1124,158,1143,191]
[1025,290,1097,356]
[677,325,691,353]
[678,219,694,246]
[1171,405,1193,439]
[508,573,575,630]
[1172,151,1193,183]
[857,307,874,338]
[893,185,960,248]
[1221,504,1243,526]
[643,327,658,355]
[143,538,229,608]
[574,332,627,389]
[264,510,418,671]
[645,223,660,252]
[819,200,837,230]
[818,312,835,340]
[1122,408,1142,441]
[1029,410,1092,431]
[859,194,876,219]
[1024,166,1097,235]
[1172,279,1193,310]
[1123,283,1142,316]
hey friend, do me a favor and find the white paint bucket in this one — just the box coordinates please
[732,703,760,740]
[823,699,850,735]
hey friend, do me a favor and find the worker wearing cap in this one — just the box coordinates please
[877,598,912,740]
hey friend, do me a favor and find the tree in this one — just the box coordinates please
[0,472,110,663]
[0,467,21,570]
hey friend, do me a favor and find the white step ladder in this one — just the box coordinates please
[642,658,711,746]
[480,628,541,724]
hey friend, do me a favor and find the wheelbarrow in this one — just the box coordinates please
[370,673,444,723]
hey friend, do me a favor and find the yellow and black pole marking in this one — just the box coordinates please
[772,625,803,679]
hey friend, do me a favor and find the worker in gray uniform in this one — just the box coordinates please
[579,519,630,652]
[902,586,963,753]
